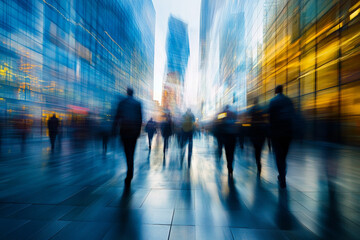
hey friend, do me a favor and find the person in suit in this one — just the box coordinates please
[145,118,157,150]
[47,114,59,151]
[161,113,172,155]
[249,98,266,176]
[269,85,295,188]
[216,105,237,176]
[113,88,142,186]
[181,109,195,166]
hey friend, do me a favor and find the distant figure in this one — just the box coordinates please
[219,105,237,176]
[145,118,157,150]
[100,119,111,153]
[181,108,195,166]
[113,88,142,186]
[47,114,59,151]
[269,85,295,188]
[249,98,266,175]
[161,113,172,154]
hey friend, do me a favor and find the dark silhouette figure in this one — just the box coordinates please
[213,117,224,160]
[181,109,195,166]
[47,114,59,151]
[269,85,295,188]
[161,113,172,155]
[113,88,142,186]
[100,119,111,153]
[145,118,157,150]
[216,105,237,176]
[249,98,266,175]
[223,106,237,176]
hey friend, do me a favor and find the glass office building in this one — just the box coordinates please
[166,15,190,84]
[198,0,246,119]
[0,0,155,136]
[246,0,360,144]
[162,16,189,114]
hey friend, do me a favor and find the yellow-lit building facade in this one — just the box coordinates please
[247,0,360,144]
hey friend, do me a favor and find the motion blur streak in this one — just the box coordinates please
[0,0,155,142]
[0,0,360,240]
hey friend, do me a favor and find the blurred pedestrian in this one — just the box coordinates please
[161,113,172,155]
[220,105,237,176]
[47,114,59,151]
[249,98,266,176]
[213,117,224,160]
[181,109,195,166]
[145,118,157,150]
[113,88,142,186]
[100,118,111,153]
[269,85,295,188]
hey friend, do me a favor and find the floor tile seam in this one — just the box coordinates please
[56,186,91,204]
[3,219,68,240]
[167,209,175,240]
[229,227,236,240]
[58,217,175,224]
[139,189,152,208]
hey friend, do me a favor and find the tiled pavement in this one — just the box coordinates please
[0,134,359,239]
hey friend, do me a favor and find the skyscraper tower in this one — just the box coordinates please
[162,16,190,113]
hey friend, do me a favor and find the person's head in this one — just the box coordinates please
[186,108,191,113]
[52,113,56,118]
[150,117,153,121]
[127,87,134,97]
[224,105,230,111]
[275,85,283,95]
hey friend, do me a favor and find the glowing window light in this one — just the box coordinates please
[350,9,360,21]
[217,112,227,119]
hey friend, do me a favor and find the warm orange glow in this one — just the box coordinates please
[350,9,360,21]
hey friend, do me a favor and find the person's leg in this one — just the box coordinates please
[122,137,135,183]
[254,142,261,172]
[255,138,265,174]
[50,133,56,150]
[188,132,193,155]
[163,136,168,153]
[225,136,235,175]
[148,133,153,149]
[187,132,193,167]
[273,137,286,187]
[272,138,282,179]
[127,138,137,180]
[280,136,292,182]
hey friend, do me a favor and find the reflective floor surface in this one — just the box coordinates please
[0,134,359,239]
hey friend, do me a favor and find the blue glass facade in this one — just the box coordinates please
[0,0,155,135]
[166,16,190,84]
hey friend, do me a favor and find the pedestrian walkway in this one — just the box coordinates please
[0,134,359,239]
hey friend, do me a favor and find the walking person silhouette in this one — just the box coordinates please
[113,88,142,186]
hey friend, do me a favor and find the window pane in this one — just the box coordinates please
[316,60,338,90]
